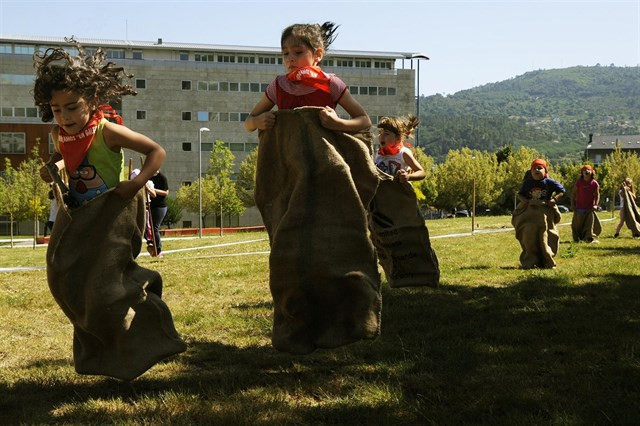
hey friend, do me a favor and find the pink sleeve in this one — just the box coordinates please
[329,74,348,104]
[265,77,278,104]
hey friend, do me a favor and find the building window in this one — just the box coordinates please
[26,107,38,117]
[1,107,12,116]
[217,55,236,63]
[135,79,146,89]
[258,57,276,64]
[195,53,214,62]
[250,83,260,92]
[336,59,353,67]
[14,107,25,117]
[132,51,143,60]
[0,44,12,54]
[229,82,239,91]
[136,110,146,120]
[0,74,35,85]
[182,111,192,121]
[388,87,396,96]
[350,86,359,95]
[180,51,189,61]
[320,59,334,67]
[48,133,55,154]
[182,142,192,151]
[197,81,208,91]
[355,60,371,68]
[182,220,192,228]
[369,86,378,96]
[229,112,240,122]
[105,49,125,59]
[378,87,387,96]
[245,143,258,152]
[201,142,213,151]
[260,83,268,92]
[208,81,219,91]
[182,80,191,90]
[85,48,97,56]
[359,86,368,95]
[0,132,26,154]
[14,45,34,55]
[219,82,229,91]
[594,154,602,164]
[219,112,229,122]
[240,82,250,92]
[238,56,255,64]
[230,143,244,152]
[240,112,250,121]
[197,111,209,122]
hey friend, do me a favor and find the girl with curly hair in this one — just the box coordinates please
[374,114,425,183]
[34,37,165,206]
[244,22,371,133]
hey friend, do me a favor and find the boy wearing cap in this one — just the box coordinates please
[518,159,565,206]
[570,165,601,243]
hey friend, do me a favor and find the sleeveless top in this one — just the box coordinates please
[265,73,347,109]
[574,178,599,210]
[374,146,412,176]
[68,118,124,205]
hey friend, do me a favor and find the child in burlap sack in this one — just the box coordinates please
[370,114,440,288]
[570,164,601,243]
[244,21,371,133]
[512,159,565,269]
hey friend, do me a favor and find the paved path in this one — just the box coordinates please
[0,219,616,273]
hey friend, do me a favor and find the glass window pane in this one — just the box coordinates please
[209,81,219,91]
[388,87,396,96]
[219,82,229,91]
[197,111,209,121]
[230,143,244,152]
[197,81,208,91]
[240,83,250,91]
[229,82,239,91]
[201,142,213,151]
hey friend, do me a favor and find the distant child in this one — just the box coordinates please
[34,39,165,206]
[512,159,565,269]
[570,165,601,243]
[44,187,57,237]
[375,114,425,182]
[614,178,639,238]
[244,22,371,133]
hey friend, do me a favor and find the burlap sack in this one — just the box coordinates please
[621,187,640,237]
[255,107,382,355]
[571,209,602,242]
[511,200,562,269]
[368,173,439,288]
[47,186,186,381]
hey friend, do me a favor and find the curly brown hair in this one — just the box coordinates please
[280,22,339,52]
[32,37,136,122]
[377,114,419,140]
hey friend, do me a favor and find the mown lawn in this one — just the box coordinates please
[1,213,639,424]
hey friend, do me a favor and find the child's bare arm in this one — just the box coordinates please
[319,91,371,132]
[244,94,276,132]
[400,151,426,182]
[104,122,166,199]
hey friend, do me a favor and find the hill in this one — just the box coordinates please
[418,65,640,162]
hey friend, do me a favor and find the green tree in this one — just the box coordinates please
[412,147,438,210]
[16,142,49,247]
[236,148,258,208]
[496,146,541,212]
[599,148,640,212]
[163,196,183,229]
[0,159,20,247]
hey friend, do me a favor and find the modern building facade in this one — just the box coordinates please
[1,34,422,230]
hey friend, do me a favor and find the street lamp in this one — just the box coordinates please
[198,127,210,238]
[405,53,429,146]
[471,155,476,235]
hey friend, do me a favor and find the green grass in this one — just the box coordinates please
[1,214,639,424]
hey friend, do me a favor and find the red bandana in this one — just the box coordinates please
[377,142,404,156]
[286,66,331,93]
[58,105,122,174]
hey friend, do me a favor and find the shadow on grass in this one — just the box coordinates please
[3,274,640,424]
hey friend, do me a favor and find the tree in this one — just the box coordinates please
[599,148,640,212]
[16,142,50,247]
[236,148,258,208]
[163,196,183,229]
[496,146,541,212]
[0,159,20,247]
[433,147,503,213]
[412,147,438,211]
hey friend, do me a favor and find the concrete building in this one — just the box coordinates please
[1,34,423,231]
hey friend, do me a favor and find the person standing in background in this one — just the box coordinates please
[149,170,169,257]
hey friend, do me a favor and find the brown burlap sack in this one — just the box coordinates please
[511,200,562,269]
[571,209,602,242]
[47,187,186,381]
[255,107,382,355]
[621,187,640,237]
[368,173,439,288]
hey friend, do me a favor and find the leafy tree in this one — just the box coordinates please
[496,146,541,212]
[236,148,258,208]
[15,142,49,246]
[433,148,503,213]
[412,147,438,211]
[0,159,20,247]
[599,148,640,211]
[176,176,218,227]
[162,196,182,229]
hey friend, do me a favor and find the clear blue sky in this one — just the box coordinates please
[1,0,638,96]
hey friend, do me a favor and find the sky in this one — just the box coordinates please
[1,0,638,96]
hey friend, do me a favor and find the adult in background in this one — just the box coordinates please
[150,170,169,257]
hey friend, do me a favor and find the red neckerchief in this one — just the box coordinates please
[286,66,331,93]
[378,141,404,156]
[58,105,122,174]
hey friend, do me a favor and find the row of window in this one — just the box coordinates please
[1,106,39,118]
[0,44,394,68]
[0,132,25,154]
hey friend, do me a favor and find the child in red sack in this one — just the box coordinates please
[374,114,425,182]
[34,37,165,207]
[244,22,371,133]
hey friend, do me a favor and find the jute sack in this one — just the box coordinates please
[47,186,186,381]
[255,107,382,355]
[511,200,562,269]
[368,172,439,288]
[570,209,602,242]
[621,186,640,237]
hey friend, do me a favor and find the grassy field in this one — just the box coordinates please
[1,214,639,424]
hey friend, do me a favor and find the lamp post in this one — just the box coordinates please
[406,53,429,146]
[198,127,210,238]
[471,155,476,235]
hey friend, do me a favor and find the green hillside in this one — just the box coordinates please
[418,65,640,162]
